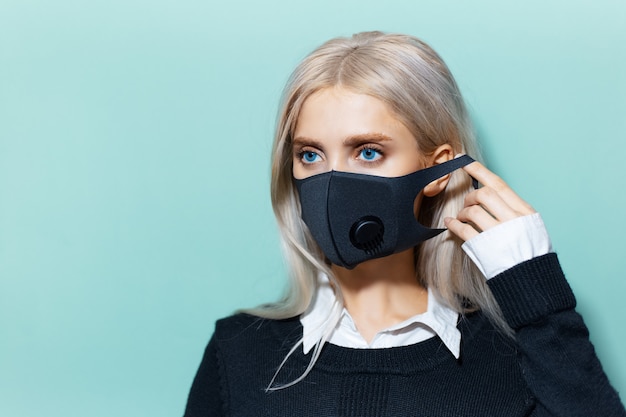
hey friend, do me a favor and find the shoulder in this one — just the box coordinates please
[213,313,303,350]
[209,313,305,390]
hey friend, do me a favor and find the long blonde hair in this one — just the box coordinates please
[246,31,509,388]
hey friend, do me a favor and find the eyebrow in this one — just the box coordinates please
[292,136,324,149]
[292,133,394,148]
[344,133,393,145]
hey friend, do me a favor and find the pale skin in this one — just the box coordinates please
[293,86,535,342]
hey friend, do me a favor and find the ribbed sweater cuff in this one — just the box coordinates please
[487,253,576,329]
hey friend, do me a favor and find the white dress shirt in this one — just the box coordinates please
[300,213,552,356]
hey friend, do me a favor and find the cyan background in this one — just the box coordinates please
[1,0,624,415]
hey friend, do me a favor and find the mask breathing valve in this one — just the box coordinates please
[349,216,384,255]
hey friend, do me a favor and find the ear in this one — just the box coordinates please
[423,144,454,197]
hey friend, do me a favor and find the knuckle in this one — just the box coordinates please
[463,192,474,207]
[458,206,473,220]
[476,186,493,200]
[467,205,483,217]
[517,205,536,216]
[491,178,508,193]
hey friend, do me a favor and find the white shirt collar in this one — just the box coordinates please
[300,274,461,358]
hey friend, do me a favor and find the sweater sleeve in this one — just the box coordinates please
[487,253,626,417]
[183,334,226,417]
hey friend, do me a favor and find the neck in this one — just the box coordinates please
[331,248,428,343]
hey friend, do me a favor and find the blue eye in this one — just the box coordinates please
[301,151,320,163]
[359,148,381,161]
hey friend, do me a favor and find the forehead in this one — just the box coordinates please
[294,87,412,142]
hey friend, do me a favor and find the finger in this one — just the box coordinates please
[462,161,507,190]
[444,217,480,242]
[463,161,535,215]
[456,204,500,232]
[464,187,520,223]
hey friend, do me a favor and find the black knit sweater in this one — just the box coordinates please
[184,254,626,416]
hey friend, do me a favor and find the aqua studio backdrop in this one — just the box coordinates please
[1,0,624,415]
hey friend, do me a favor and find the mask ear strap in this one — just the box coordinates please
[471,176,479,190]
[413,154,475,185]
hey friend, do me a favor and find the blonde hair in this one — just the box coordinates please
[245,31,509,389]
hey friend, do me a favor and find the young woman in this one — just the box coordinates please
[184,31,625,416]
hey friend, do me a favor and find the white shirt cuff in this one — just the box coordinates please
[461,213,553,279]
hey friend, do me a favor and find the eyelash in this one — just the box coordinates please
[297,149,321,164]
[295,144,385,166]
[356,145,383,162]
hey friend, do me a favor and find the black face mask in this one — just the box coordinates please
[294,154,475,269]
